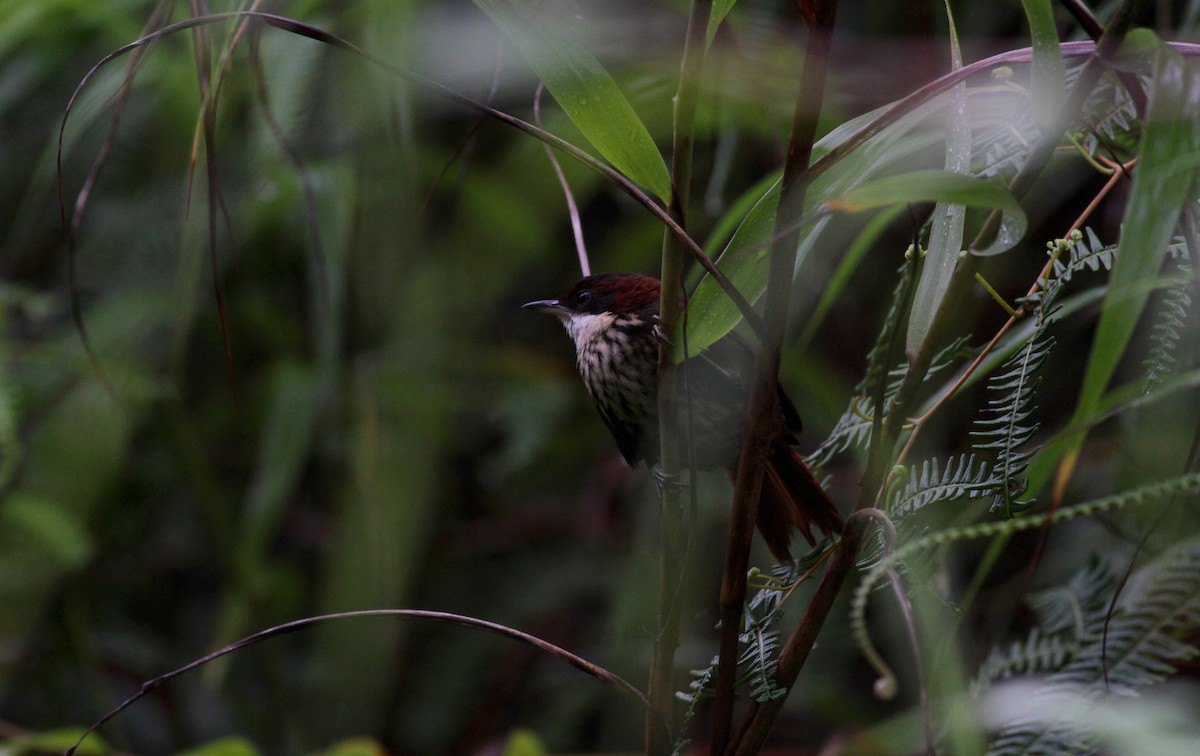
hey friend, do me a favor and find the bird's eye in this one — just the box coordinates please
[575,290,593,307]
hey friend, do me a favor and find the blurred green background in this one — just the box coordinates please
[2,1,1199,754]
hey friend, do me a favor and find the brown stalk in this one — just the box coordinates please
[711,2,838,752]
[186,0,238,401]
[58,0,174,406]
[1060,0,1148,116]
[729,512,863,755]
[246,29,332,323]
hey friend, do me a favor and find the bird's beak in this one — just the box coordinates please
[522,299,570,318]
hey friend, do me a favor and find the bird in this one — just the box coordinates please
[523,272,843,561]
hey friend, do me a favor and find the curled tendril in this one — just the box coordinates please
[845,508,901,699]
[849,471,1200,699]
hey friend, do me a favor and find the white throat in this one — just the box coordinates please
[561,311,617,353]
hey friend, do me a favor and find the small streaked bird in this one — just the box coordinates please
[524,272,842,561]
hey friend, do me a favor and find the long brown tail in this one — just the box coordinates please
[757,443,844,562]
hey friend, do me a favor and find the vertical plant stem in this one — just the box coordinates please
[728,520,862,755]
[649,2,711,753]
[712,2,838,752]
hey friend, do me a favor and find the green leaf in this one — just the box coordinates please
[674,179,779,360]
[907,1,971,357]
[474,0,671,200]
[502,728,549,756]
[830,168,1027,257]
[0,728,111,756]
[1022,0,1066,128]
[1065,41,1200,450]
[707,0,739,47]
[241,360,321,561]
[824,169,1024,230]
[321,738,387,756]
[0,494,94,570]
[679,100,946,356]
[177,737,260,756]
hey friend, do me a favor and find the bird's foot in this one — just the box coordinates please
[651,315,672,346]
[651,465,692,496]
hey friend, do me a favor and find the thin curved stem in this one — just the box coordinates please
[67,609,654,756]
[57,10,767,368]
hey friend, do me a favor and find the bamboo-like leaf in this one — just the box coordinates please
[678,101,945,357]
[474,0,671,201]
[707,0,738,47]
[907,1,970,357]
[1021,0,1066,129]
[824,170,1027,259]
[1061,39,1200,464]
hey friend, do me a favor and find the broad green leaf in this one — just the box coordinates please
[1056,40,1200,471]
[825,169,1023,223]
[475,0,671,200]
[1022,0,1066,128]
[907,1,971,357]
[679,99,946,356]
[701,169,782,259]
[707,0,739,47]
[674,179,778,361]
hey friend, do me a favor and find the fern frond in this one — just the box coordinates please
[807,397,875,469]
[971,84,1038,180]
[1057,539,1200,693]
[967,225,1120,516]
[1049,227,1115,286]
[1143,252,1194,392]
[1077,71,1141,151]
[971,630,1078,697]
[812,335,973,470]
[677,611,788,705]
[740,622,787,702]
[811,261,918,470]
[1026,556,1118,638]
[889,453,994,521]
[971,67,1139,184]
[971,327,1053,516]
[853,471,1200,714]
[985,539,1200,755]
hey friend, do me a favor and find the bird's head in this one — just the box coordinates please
[523,273,660,351]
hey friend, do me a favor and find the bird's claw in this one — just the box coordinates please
[651,465,691,496]
[651,315,672,346]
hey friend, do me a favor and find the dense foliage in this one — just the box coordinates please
[1,1,1198,753]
